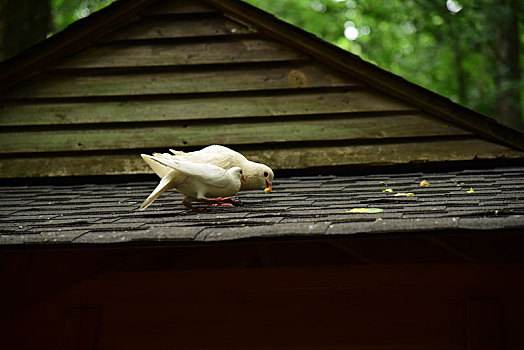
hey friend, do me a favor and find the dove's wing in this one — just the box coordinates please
[149,155,232,188]
[143,147,238,179]
[170,145,246,169]
[141,154,171,178]
[143,152,189,178]
[169,149,185,156]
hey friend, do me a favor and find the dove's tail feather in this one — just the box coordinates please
[140,170,177,210]
[169,149,185,156]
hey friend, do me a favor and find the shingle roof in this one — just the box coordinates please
[2,166,523,247]
[1,0,523,180]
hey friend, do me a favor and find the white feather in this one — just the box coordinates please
[147,155,235,188]
[140,145,274,209]
[148,145,273,189]
[140,155,244,210]
[139,168,176,210]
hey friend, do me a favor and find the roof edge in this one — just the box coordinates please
[206,0,524,151]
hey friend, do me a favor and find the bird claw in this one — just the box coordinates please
[204,197,242,207]
[183,197,242,213]
[230,199,242,206]
[182,201,210,213]
[208,202,234,207]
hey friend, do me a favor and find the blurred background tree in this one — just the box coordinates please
[0,0,114,61]
[51,0,114,33]
[245,0,523,130]
[0,0,51,61]
[0,0,522,130]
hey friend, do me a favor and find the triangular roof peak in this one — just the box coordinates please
[213,0,524,150]
[0,0,522,178]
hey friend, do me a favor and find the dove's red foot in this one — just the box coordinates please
[229,198,242,206]
[208,202,234,207]
[182,201,210,213]
[204,197,242,207]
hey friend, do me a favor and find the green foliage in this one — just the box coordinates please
[245,0,523,123]
[51,0,116,33]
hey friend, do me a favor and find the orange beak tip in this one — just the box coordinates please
[264,187,272,194]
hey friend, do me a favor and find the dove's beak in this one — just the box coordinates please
[264,179,272,194]
[242,175,247,182]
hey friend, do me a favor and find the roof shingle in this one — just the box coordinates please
[1,166,523,247]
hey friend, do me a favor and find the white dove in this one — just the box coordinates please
[140,145,274,209]
[140,156,246,212]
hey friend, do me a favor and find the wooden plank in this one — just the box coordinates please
[5,64,354,98]
[103,17,252,42]
[1,139,521,178]
[63,308,100,350]
[143,0,218,15]
[247,139,524,169]
[0,115,473,154]
[54,39,306,69]
[0,153,149,178]
[467,299,502,350]
[96,295,463,348]
[4,263,520,349]
[0,90,411,126]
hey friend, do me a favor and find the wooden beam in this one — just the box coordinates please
[143,0,218,15]
[1,90,409,126]
[5,63,351,98]
[102,16,252,42]
[0,115,471,154]
[53,39,306,69]
[1,138,520,178]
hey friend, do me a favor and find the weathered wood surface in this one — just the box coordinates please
[6,64,355,98]
[103,17,252,42]
[3,260,521,349]
[0,115,472,154]
[62,308,100,350]
[0,90,413,126]
[1,0,522,179]
[467,299,502,350]
[55,39,306,69]
[143,0,218,15]
[247,139,523,169]
[1,139,520,178]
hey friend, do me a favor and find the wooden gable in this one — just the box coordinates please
[0,0,523,178]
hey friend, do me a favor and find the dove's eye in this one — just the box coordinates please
[240,170,243,174]
[264,172,268,177]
